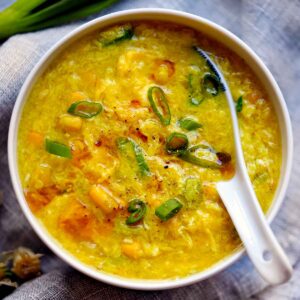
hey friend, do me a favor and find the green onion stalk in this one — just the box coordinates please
[0,0,119,40]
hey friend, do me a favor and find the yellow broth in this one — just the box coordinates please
[18,22,281,279]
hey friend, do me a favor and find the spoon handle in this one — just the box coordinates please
[217,175,292,284]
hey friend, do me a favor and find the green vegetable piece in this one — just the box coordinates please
[147,86,171,125]
[184,178,202,205]
[166,132,189,154]
[178,117,202,131]
[236,96,243,112]
[202,73,221,96]
[98,24,133,46]
[188,144,213,152]
[134,144,151,176]
[188,67,204,106]
[116,137,150,176]
[67,101,102,118]
[126,199,147,225]
[155,198,183,221]
[179,144,222,169]
[180,152,221,169]
[45,139,72,159]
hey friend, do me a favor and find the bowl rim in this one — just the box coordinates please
[7,8,293,290]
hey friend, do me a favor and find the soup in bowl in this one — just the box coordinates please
[8,9,292,290]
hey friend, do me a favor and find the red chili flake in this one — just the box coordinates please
[94,140,102,147]
[130,99,141,108]
[136,131,148,142]
[216,152,232,164]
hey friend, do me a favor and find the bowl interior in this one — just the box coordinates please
[8,9,293,290]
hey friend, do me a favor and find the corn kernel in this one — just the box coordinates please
[59,115,82,132]
[121,242,143,259]
[89,185,118,214]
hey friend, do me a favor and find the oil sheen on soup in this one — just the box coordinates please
[18,22,281,279]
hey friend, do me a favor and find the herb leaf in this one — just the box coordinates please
[236,96,243,113]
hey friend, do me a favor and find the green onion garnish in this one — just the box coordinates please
[155,198,183,221]
[236,96,243,112]
[188,67,204,106]
[184,178,202,205]
[180,151,222,169]
[45,139,72,159]
[126,199,147,225]
[116,137,150,176]
[179,144,222,169]
[98,24,134,47]
[147,86,171,126]
[178,117,202,131]
[67,101,102,119]
[202,74,221,96]
[166,132,189,154]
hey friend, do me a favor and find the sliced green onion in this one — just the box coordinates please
[188,67,203,106]
[180,151,222,169]
[236,96,243,112]
[188,144,213,152]
[166,132,189,154]
[147,86,171,125]
[126,199,146,225]
[203,74,221,96]
[179,144,222,169]
[184,178,202,204]
[134,143,151,176]
[45,139,72,159]
[97,23,133,47]
[67,101,102,118]
[116,137,150,176]
[155,198,183,221]
[178,117,202,131]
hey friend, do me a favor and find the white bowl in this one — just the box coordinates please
[8,8,293,290]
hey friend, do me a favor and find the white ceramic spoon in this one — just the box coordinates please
[195,47,292,284]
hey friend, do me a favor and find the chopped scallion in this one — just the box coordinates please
[202,73,221,97]
[184,178,202,204]
[116,137,150,176]
[45,139,72,159]
[179,144,225,169]
[236,96,243,112]
[126,199,146,225]
[147,86,171,125]
[166,132,189,154]
[155,198,183,221]
[178,117,202,131]
[188,66,203,106]
[97,24,134,47]
[67,101,102,118]
[180,151,222,169]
